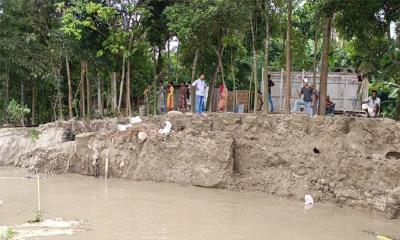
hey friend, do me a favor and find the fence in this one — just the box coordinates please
[205,71,368,113]
[152,71,369,114]
[263,70,369,113]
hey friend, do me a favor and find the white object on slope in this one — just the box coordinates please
[130,116,142,124]
[159,121,172,135]
[138,132,148,141]
[117,124,132,132]
[304,195,314,205]
[0,200,3,205]
[19,218,80,228]
[167,111,183,116]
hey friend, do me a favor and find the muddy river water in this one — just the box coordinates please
[1,167,399,240]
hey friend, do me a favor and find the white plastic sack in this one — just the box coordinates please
[304,195,314,205]
[117,124,132,132]
[130,116,142,124]
[159,121,172,135]
[138,132,148,141]
[167,111,183,116]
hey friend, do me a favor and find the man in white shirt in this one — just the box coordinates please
[362,90,381,118]
[192,74,207,114]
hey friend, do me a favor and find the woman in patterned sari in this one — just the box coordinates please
[178,82,187,112]
[218,83,228,112]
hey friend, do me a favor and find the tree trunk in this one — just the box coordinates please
[56,66,63,121]
[228,48,237,110]
[208,45,223,112]
[250,13,258,113]
[111,72,117,114]
[217,47,226,113]
[20,79,25,105]
[218,47,225,88]
[191,49,199,113]
[126,59,132,116]
[152,47,157,116]
[395,91,400,121]
[31,77,37,126]
[312,26,319,114]
[85,62,91,119]
[319,15,332,116]
[97,74,103,116]
[232,64,237,109]
[284,0,293,114]
[313,30,318,85]
[118,56,126,112]
[253,49,258,113]
[66,56,73,119]
[80,60,86,119]
[395,23,400,120]
[3,67,9,123]
[156,46,163,82]
[263,9,270,114]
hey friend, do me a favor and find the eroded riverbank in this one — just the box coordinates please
[0,114,400,219]
[1,167,400,240]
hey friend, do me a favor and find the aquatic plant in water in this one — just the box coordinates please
[0,228,16,240]
[28,210,43,224]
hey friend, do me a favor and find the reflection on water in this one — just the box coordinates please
[1,167,399,240]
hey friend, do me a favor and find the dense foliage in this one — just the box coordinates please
[0,0,399,125]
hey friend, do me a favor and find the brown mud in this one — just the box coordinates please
[0,113,399,219]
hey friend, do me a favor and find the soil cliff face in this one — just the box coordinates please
[0,114,399,218]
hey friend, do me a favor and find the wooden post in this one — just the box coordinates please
[284,0,293,114]
[37,175,41,212]
[279,68,284,111]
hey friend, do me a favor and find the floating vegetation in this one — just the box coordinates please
[27,211,42,224]
[0,228,16,240]
[1,218,87,240]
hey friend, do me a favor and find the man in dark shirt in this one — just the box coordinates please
[267,74,275,112]
[291,78,314,116]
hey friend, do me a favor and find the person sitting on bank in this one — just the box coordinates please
[258,90,263,111]
[326,95,335,116]
[362,90,381,118]
[291,78,314,116]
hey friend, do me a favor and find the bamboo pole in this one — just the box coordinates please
[105,138,113,180]
[37,175,41,212]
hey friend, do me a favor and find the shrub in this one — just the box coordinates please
[7,99,30,127]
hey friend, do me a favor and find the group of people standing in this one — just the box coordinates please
[158,73,276,115]
[158,74,211,114]
[158,74,380,117]
[291,78,380,118]
[158,81,191,113]
[291,78,336,116]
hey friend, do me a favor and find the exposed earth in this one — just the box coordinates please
[0,113,399,219]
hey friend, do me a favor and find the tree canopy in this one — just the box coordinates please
[0,0,399,124]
